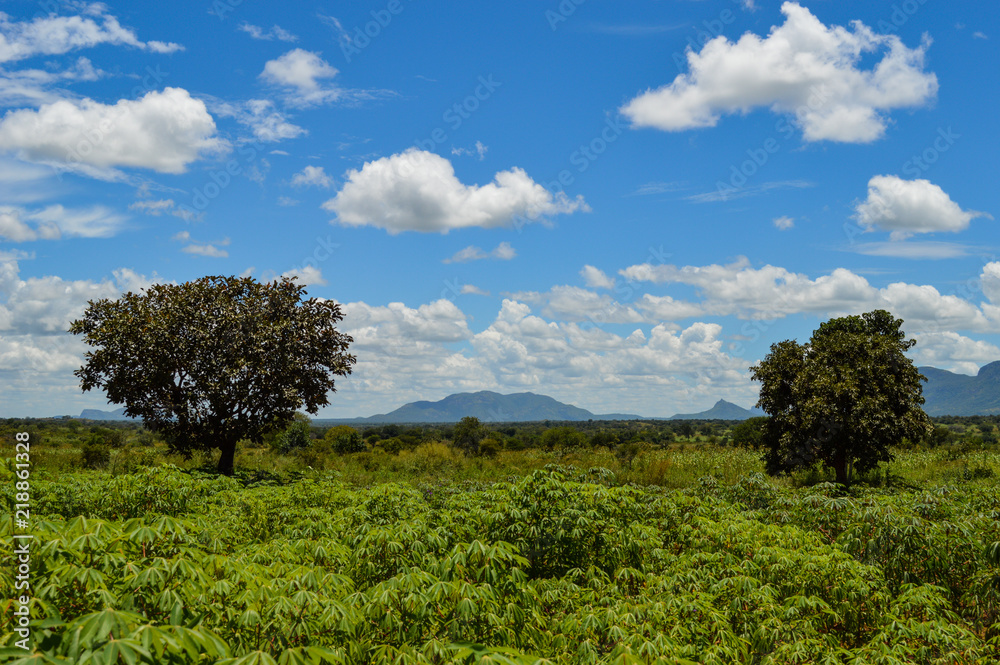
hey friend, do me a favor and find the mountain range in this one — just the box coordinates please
[78,361,1000,422]
[918,361,1000,416]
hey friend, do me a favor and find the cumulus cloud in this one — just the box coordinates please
[0,254,160,336]
[621,2,937,142]
[323,149,588,234]
[280,265,326,287]
[620,256,997,332]
[508,286,647,325]
[854,175,990,240]
[0,6,182,63]
[291,165,333,188]
[0,88,222,176]
[982,262,1000,305]
[443,241,517,264]
[581,265,615,289]
[910,332,1000,375]
[260,49,342,107]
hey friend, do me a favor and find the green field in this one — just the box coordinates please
[2,419,1000,664]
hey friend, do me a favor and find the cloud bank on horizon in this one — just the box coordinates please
[0,0,996,418]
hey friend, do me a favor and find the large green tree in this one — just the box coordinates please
[750,310,932,485]
[70,275,355,475]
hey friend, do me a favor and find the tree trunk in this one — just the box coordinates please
[217,439,237,476]
[833,450,848,485]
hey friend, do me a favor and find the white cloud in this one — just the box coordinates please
[0,56,103,108]
[129,198,200,221]
[291,165,333,188]
[507,286,647,324]
[0,203,127,240]
[850,241,973,260]
[854,175,990,240]
[773,216,794,230]
[0,6,182,63]
[443,241,517,264]
[280,265,326,287]
[451,140,489,160]
[238,23,298,42]
[910,332,1000,375]
[621,2,938,143]
[461,285,490,296]
[0,254,160,336]
[173,233,230,258]
[260,49,342,107]
[324,149,588,234]
[277,196,299,206]
[581,265,615,289]
[211,99,306,142]
[182,243,228,258]
[982,263,1000,305]
[619,256,998,332]
[342,300,473,344]
[0,88,222,176]
[28,204,126,238]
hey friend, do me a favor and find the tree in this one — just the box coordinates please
[452,416,486,454]
[750,310,932,485]
[69,275,355,475]
[324,425,365,453]
[730,417,768,450]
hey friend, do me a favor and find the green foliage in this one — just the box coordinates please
[539,426,587,451]
[80,442,110,469]
[277,417,312,454]
[69,275,355,475]
[4,462,998,663]
[751,310,933,484]
[452,416,486,455]
[324,426,365,454]
[729,416,768,450]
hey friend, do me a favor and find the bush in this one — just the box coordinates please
[540,426,587,450]
[81,442,110,469]
[325,425,365,453]
[276,418,311,454]
[730,416,768,450]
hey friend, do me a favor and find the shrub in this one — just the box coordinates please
[81,442,110,469]
[325,425,365,453]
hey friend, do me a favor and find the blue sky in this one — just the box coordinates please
[1,0,998,418]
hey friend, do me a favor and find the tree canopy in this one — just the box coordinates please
[69,275,355,475]
[750,309,932,484]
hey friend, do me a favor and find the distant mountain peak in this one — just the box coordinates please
[362,391,640,423]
